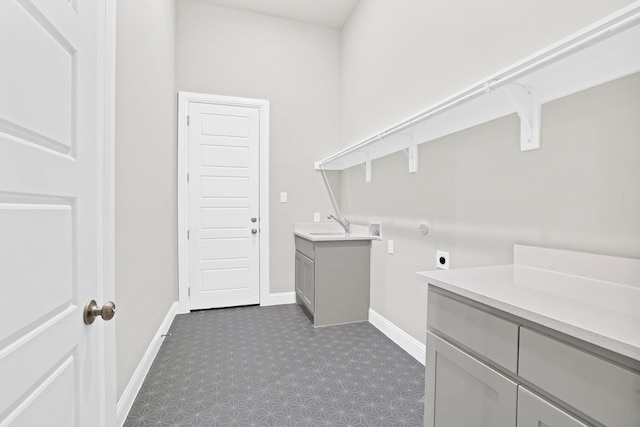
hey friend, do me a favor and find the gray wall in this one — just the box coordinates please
[115,0,178,398]
[176,0,343,294]
[340,0,640,343]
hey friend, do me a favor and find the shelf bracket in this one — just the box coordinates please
[359,152,372,183]
[402,143,419,173]
[400,134,418,173]
[408,141,418,173]
[506,83,541,151]
[365,153,372,183]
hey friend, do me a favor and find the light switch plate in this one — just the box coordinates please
[313,212,320,222]
[280,192,287,203]
[388,240,394,254]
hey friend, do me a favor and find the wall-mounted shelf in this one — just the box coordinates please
[315,2,640,181]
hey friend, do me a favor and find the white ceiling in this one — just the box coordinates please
[199,0,361,28]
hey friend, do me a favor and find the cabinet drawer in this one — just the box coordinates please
[428,291,519,373]
[519,327,640,427]
[517,386,588,427]
[294,236,315,260]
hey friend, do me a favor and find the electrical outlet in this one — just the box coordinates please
[436,250,450,269]
[314,212,320,222]
[388,240,394,255]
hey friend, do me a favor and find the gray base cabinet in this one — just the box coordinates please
[425,288,640,427]
[294,236,371,327]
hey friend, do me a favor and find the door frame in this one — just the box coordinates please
[101,0,117,425]
[177,92,270,313]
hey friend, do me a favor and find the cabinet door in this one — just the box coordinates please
[295,251,315,314]
[302,254,315,313]
[295,251,305,299]
[517,387,589,427]
[425,332,517,427]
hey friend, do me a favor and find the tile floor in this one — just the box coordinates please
[124,304,424,426]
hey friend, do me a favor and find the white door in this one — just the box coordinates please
[187,102,261,309]
[0,1,114,426]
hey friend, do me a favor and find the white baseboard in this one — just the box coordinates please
[117,301,179,426]
[368,308,426,365]
[261,291,296,306]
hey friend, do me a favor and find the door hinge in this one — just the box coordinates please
[188,287,191,297]
[187,172,190,183]
[187,230,190,239]
[187,115,190,126]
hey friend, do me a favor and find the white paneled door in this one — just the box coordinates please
[0,1,114,426]
[188,102,261,309]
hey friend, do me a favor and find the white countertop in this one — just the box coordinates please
[293,222,377,242]
[416,264,640,362]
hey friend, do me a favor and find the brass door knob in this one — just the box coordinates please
[83,300,117,325]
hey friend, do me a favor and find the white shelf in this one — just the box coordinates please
[315,2,640,178]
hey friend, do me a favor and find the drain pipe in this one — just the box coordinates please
[320,168,343,220]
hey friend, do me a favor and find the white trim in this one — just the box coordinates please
[177,92,270,313]
[368,309,426,365]
[261,291,296,307]
[116,302,179,426]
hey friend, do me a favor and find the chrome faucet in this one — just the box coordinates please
[327,215,350,235]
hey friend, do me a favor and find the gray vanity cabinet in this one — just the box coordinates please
[294,235,371,327]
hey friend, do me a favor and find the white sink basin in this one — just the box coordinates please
[294,223,376,242]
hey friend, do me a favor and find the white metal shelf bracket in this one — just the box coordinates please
[358,153,372,183]
[399,133,418,173]
[402,142,419,173]
[365,153,372,183]
[506,83,541,151]
[408,142,418,173]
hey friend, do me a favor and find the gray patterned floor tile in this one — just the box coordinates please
[124,304,424,426]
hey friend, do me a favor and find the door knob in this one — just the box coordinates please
[83,300,117,325]
[251,217,257,223]
[251,228,258,234]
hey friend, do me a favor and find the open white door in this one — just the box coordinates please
[0,1,115,426]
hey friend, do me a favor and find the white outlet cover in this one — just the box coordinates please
[313,212,320,222]
[436,250,450,269]
[388,240,394,254]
